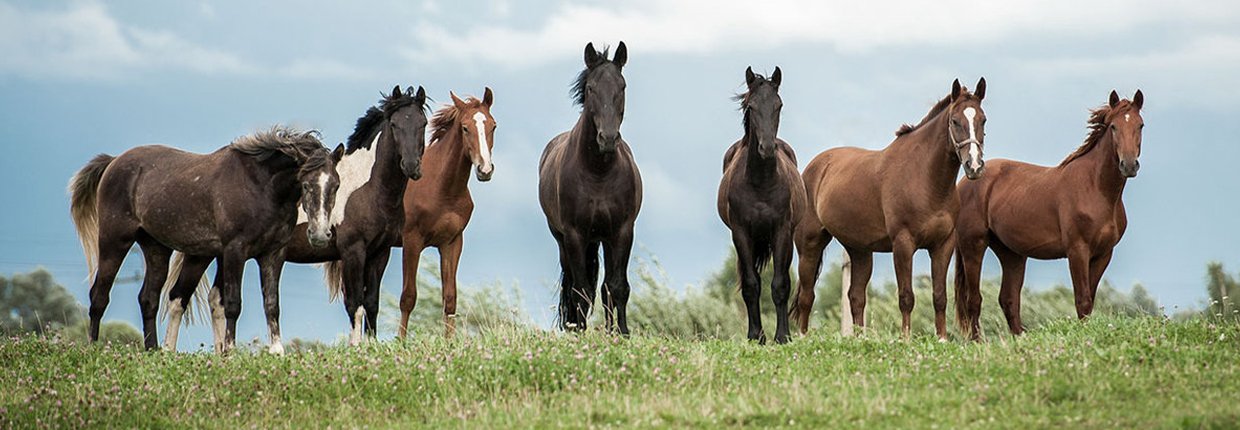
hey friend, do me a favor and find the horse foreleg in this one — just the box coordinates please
[1067,246,1094,320]
[928,236,954,341]
[993,243,1028,335]
[892,233,917,339]
[340,248,367,346]
[793,226,831,335]
[398,240,424,339]
[257,251,286,355]
[214,251,247,354]
[558,231,594,331]
[732,230,765,343]
[955,233,987,341]
[770,228,795,344]
[845,247,874,334]
[1086,250,1114,317]
[440,236,464,338]
[601,225,635,336]
[362,249,391,339]
[164,255,211,351]
[136,239,172,350]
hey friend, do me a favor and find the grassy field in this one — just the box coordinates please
[2,316,1238,429]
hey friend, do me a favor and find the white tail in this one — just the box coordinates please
[324,261,344,302]
[840,253,854,336]
[158,252,211,325]
[68,154,115,284]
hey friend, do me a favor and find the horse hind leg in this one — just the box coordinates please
[135,236,173,350]
[792,226,832,335]
[844,247,874,335]
[88,229,136,343]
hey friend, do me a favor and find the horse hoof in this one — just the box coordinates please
[268,343,285,355]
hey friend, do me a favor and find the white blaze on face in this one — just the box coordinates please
[473,112,493,174]
[963,107,982,169]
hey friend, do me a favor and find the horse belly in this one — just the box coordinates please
[816,190,890,251]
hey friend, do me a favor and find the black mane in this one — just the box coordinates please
[345,89,430,153]
[571,46,612,107]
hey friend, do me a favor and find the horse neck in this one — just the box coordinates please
[370,122,409,201]
[572,111,615,174]
[742,122,777,184]
[890,114,960,196]
[251,154,302,203]
[1064,132,1126,203]
[429,127,473,198]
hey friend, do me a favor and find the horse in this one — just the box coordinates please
[954,90,1144,340]
[793,78,988,340]
[397,88,496,338]
[165,86,430,349]
[538,42,642,333]
[717,66,806,344]
[68,126,340,352]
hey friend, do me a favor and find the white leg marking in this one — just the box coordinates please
[473,112,493,174]
[163,300,184,351]
[267,318,284,355]
[209,286,227,353]
[349,307,366,346]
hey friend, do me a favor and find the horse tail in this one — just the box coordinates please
[324,261,344,302]
[68,154,115,283]
[159,252,211,325]
[954,248,974,338]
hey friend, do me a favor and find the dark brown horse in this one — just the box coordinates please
[793,78,988,339]
[955,90,1144,339]
[69,127,340,352]
[539,42,642,333]
[718,67,806,344]
[398,88,497,338]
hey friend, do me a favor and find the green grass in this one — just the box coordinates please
[2,316,1239,429]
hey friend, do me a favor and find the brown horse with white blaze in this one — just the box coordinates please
[793,78,988,339]
[398,88,497,338]
[955,90,1145,340]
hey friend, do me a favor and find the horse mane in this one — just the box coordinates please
[1059,101,1132,167]
[345,89,430,153]
[896,92,964,137]
[230,126,324,165]
[571,46,612,107]
[732,73,776,135]
[429,97,483,144]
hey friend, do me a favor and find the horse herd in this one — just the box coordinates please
[68,41,1144,353]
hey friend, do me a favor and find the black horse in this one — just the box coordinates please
[717,67,805,344]
[538,42,642,333]
[69,126,340,352]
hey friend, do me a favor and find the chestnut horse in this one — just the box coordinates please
[793,78,988,339]
[398,89,497,338]
[718,66,806,344]
[955,90,1145,339]
[539,42,642,333]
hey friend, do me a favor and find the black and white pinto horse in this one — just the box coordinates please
[69,126,340,352]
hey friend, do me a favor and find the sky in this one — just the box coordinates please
[1,0,1238,347]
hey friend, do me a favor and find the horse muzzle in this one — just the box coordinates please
[402,160,423,180]
[1119,158,1140,178]
[307,228,332,248]
[963,160,985,180]
[476,164,494,182]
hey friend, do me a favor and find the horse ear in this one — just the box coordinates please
[1132,89,1144,110]
[974,77,986,100]
[391,85,402,99]
[613,41,627,68]
[584,42,600,67]
[771,67,782,87]
[414,86,427,104]
[483,87,494,107]
[331,143,345,162]
[951,79,962,100]
[450,91,466,108]
[745,66,757,86]
[1109,90,1120,108]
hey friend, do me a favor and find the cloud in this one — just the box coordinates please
[0,2,375,82]
[404,0,1240,69]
